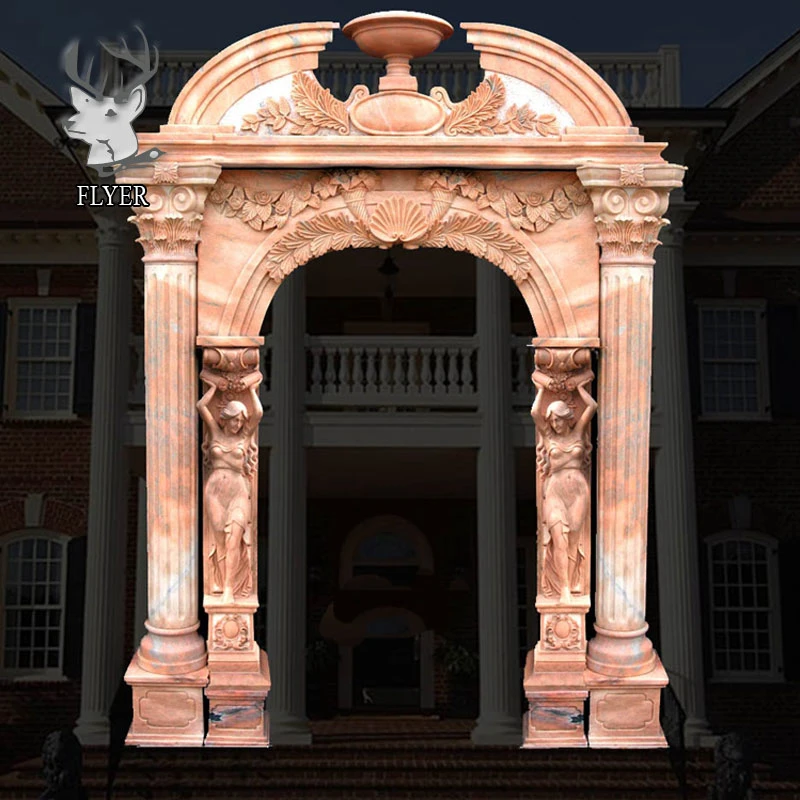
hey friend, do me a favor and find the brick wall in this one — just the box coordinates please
[0,106,88,219]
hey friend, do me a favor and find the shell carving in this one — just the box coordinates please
[368,196,429,247]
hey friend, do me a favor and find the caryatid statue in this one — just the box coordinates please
[197,348,263,605]
[530,348,597,605]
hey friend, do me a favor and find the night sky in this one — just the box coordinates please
[2,0,799,105]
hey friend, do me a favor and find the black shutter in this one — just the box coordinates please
[73,303,96,415]
[0,302,7,413]
[685,300,702,416]
[766,303,800,419]
[62,535,87,679]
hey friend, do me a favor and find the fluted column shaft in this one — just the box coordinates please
[652,199,711,743]
[74,210,133,745]
[267,267,311,743]
[472,258,521,745]
[124,164,221,675]
[578,163,685,678]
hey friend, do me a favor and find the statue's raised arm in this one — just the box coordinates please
[197,371,223,432]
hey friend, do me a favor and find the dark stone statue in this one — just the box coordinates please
[40,729,88,800]
[708,732,754,800]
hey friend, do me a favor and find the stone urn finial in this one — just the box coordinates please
[343,11,453,92]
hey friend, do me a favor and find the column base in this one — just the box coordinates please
[268,711,313,745]
[684,717,717,749]
[205,649,271,747]
[585,655,668,749]
[73,714,110,746]
[523,658,587,749]
[586,623,657,677]
[471,713,523,746]
[125,653,208,747]
[137,622,207,676]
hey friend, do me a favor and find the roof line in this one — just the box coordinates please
[710,28,800,108]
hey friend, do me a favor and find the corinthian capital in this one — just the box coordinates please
[117,163,222,263]
[577,163,686,265]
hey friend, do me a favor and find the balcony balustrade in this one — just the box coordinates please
[129,334,537,411]
[111,47,680,110]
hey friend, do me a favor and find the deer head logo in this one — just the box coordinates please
[61,26,163,174]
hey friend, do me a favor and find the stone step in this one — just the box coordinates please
[2,744,794,800]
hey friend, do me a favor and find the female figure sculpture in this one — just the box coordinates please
[197,370,263,604]
[531,368,596,605]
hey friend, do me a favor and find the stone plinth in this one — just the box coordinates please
[206,650,271,747]
[524,653,588,749]
[125,659,207,747]
[585,657,668,748]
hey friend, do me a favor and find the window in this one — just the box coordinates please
[697,300,769,419]
[4,299,78,419]
[706,531,783,682]
[1,532,68,677]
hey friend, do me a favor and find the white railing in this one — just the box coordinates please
[286,334,478,408]
[131,47,680,108]
[128,334,537,411]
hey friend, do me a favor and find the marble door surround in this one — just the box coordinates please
[118,11,684,748]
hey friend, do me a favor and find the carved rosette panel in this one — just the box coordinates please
[543,613,583,651]
[577,164,686,265]
[198,346,263,603]
[207,168,589,285]
[530,346,596,604]
[212,614,251,651]
[124,163,221,263]
[239,72,563,138]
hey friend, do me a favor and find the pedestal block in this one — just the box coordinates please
[585,656,668,748]
[206,650,271,747]
[524,653,588,748]
[125,657,207,747]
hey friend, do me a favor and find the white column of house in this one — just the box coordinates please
[652,197,713,746]
[267,267,312,743]
[471,258,522,745]
[74,210,133,745]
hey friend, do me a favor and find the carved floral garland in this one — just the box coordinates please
[240,72,561,138]
[207,169,589,282]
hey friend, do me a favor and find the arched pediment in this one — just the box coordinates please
[169,18,631,140]
[197,168,600,338]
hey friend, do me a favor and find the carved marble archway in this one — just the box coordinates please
[198,168,599,339]
[119,11,684,752]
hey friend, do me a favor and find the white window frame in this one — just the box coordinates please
[3,297,79,421]
[706,530,784,683]
[0,530,70,681]
[696,298,771,421]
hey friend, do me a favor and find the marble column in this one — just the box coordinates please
[120,163,222,746]
[267,266,311,744]
[471,258,521,746]
[134,477,147,644]
[578,163,685,747]
[74,209,133,745]
[652,196,713,746]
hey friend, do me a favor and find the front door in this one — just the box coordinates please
[353,636,420,709]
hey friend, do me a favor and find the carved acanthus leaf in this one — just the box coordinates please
[241,72,354,135]
[134,212,203,260]
[442,76,561,137]
[265,213,376,280]
[419,214,530,281]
